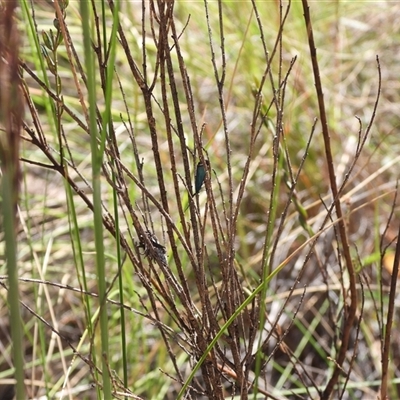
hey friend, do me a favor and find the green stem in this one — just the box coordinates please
[2,169,25,399]
[80,1,112,398]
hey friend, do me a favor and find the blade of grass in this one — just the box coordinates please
[1,2,25,397]
[20,0,58,139]
[79,1,112,397]
[2,171,25,399]
[102,0,129,392]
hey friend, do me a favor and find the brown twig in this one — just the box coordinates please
[301,1,358,398]
[380,215,400,399]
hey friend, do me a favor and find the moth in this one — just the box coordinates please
[193,160,210,196]
[137,230,167,267]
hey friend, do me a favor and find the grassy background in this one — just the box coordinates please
[1,1,400,399]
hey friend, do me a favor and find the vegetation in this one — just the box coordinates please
[1,1,399,399]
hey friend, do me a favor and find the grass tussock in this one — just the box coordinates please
[0,1,400,399]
